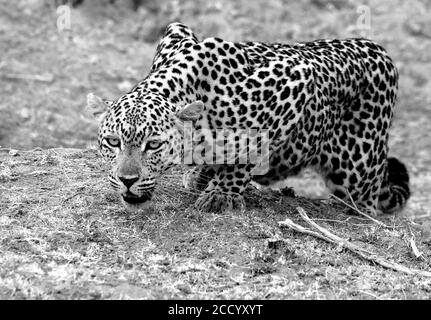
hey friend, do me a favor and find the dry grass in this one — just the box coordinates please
[0,0,431,299]
[1,149,431,299]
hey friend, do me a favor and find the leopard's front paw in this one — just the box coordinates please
[194,190,245,213]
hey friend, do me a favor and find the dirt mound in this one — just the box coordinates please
[1,148,430,299]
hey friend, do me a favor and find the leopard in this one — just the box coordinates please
[86,22,410,216]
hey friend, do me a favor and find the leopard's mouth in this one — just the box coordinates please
[121,191,152,205]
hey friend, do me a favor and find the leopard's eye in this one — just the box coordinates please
[145,140,164,151]
[105,137,121,148]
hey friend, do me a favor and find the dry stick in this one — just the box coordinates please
[279,207,431,278]
[2,73,54,82]
[0,147,44,153]
[346,190,360,212]
[413,214,431,220]
[330,194,389,229]
[278,217,342,245]
[296,207,377,254]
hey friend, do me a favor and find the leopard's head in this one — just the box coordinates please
[86,91,204,210]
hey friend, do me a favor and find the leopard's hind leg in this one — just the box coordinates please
[318,98,394,215]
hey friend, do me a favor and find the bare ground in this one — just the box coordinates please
[1,148,431,299]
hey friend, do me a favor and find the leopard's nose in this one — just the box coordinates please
[118,176,139,189]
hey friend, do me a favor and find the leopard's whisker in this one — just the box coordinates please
[158,185,201,196]
[162,170,216,182]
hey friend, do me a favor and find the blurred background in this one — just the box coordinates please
[0,0,430,213]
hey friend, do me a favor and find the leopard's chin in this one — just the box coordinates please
[121,192,152,211]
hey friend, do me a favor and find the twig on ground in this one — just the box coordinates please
[358,290,381,300]
[407,227,424,260]
[412,213,431,220]
[278,207,431,278]
[1,73,54,83]
[295,207,370,254]
[313,217,372,227]
[277,217,336,244]
[62,192,87,203]
[409,236,424,259]
[0,147,44,154]
[24,171,50,177]
[346,190,360,212]
[330,194,390,228]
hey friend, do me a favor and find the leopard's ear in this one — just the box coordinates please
[86,93,112,122]
[174,100,205,134]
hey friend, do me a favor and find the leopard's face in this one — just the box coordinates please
[88,92,187,210]
[98,124,184,210]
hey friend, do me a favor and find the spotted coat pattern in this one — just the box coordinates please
[94,23,410,214]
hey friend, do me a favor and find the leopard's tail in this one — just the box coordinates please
[378,157,411,214]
